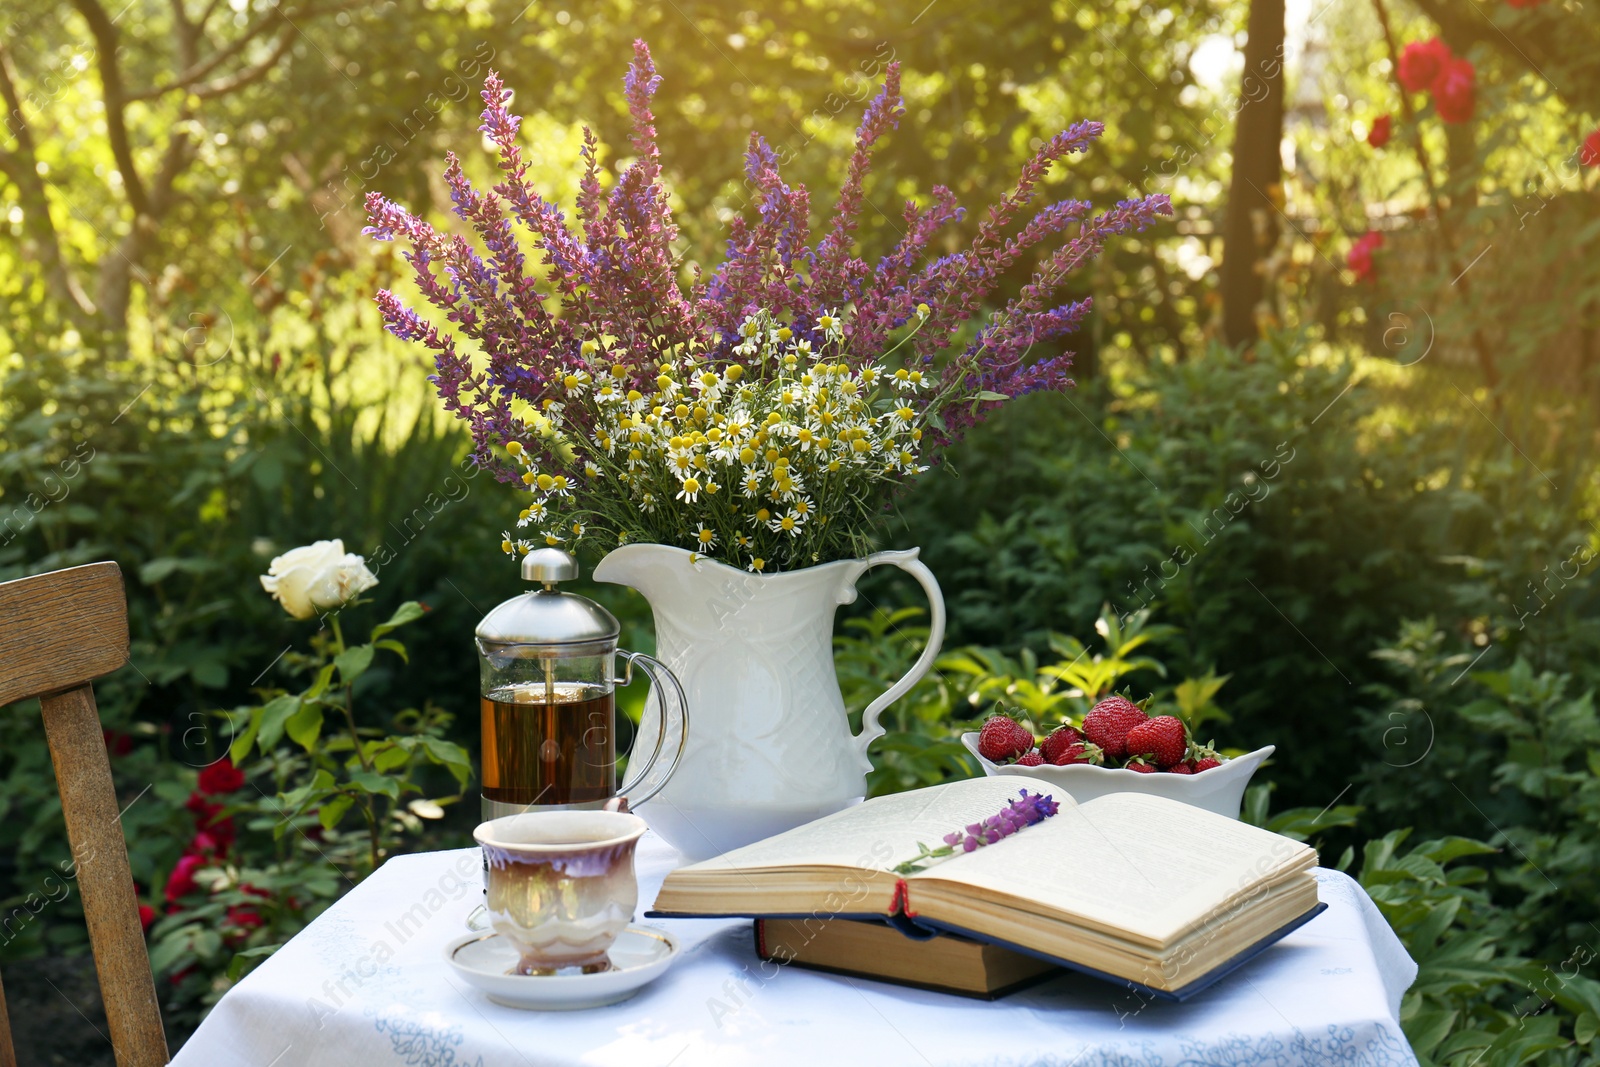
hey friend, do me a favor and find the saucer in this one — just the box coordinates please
[444,925,678,1010]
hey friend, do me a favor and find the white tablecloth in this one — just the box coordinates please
[172,833,1420,1067]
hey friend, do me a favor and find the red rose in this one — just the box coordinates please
[139,904,156,933]
[185,791,221,824]
[198,759,246,795]
[1581,129,1600,168]
[1433,57,1476,124]
[188,822,233,859]
[1367,115,1393,149]
[224,894,269,946]
[164,854,206,903]
[1397,38,1452,93]
[1347,231,1386,283]
[102,729,133,757]
[209,816,237,849]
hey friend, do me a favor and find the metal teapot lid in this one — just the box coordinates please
[474,548,620,648]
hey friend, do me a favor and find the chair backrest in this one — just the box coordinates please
[0,562,169,1067]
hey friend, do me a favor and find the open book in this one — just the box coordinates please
[650,776,1323,999]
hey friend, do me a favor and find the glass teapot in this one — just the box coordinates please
[474,548,688,819]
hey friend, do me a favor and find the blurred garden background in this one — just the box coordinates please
[3,0,1599,1061]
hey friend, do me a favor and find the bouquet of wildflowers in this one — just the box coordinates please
[365,41,1168,573]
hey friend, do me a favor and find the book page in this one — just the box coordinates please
[913,791,1314,946]
[676,776,1070,875]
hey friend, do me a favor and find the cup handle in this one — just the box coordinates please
[614,650,689,808]
[850,548,946,760]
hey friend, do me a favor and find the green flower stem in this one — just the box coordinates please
[329,611,380,870]
[890,841,955,876]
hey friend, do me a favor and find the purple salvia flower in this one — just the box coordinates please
[368,44,1167,556]
[811,61,902,306]
[894,791,1059,873]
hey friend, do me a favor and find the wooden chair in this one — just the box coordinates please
[0,562,168,1067]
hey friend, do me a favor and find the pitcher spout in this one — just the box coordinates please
[591,542,690,606]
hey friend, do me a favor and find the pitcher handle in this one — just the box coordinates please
[615,651,689,808]
[851,548,946,759]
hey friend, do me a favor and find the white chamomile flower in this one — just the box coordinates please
[816,310,842,342]
[769,511,805,536]
[676,477,703,503]
[695,525,717,550]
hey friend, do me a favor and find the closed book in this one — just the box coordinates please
[756,916,1059,999]
[649,776,1326,1001]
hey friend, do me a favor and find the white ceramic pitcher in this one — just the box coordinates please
[593,543,945,861]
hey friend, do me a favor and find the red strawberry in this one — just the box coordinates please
[1016,748,1043,767]
[1082,697,1147,760]
[1167,762,1195,775]
[1192,757,1222,773]
[1039,725,1084,764]
[1048,740,1103,767]
[1124,715,1188,769]
[1125,757,1158,773]
[977,715,1033,763]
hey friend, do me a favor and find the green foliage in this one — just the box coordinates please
[892,334,1598,807]
[1356,829,1600,1067]
[1359,622,1600,962]
[139,597,472,1024]
[838,602,1231,793]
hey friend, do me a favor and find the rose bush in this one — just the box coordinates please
[139,548,470,1024]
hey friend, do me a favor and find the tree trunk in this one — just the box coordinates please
[1219,0,1287,349]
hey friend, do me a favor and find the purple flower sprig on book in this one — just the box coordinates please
[891,789,1061,876]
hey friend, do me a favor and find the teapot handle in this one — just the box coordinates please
[614,651,689,808]
[851,549,946,760]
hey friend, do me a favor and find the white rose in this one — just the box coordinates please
[259,539,379,620]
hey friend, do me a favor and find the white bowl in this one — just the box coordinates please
[959,734,1274,819]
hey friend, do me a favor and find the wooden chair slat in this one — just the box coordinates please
[0,563,129,706]
[0,563,168,1065]
[40,685,169,1067]
[0,969,17,1067]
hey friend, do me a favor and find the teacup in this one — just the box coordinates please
[474,811,647,975]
